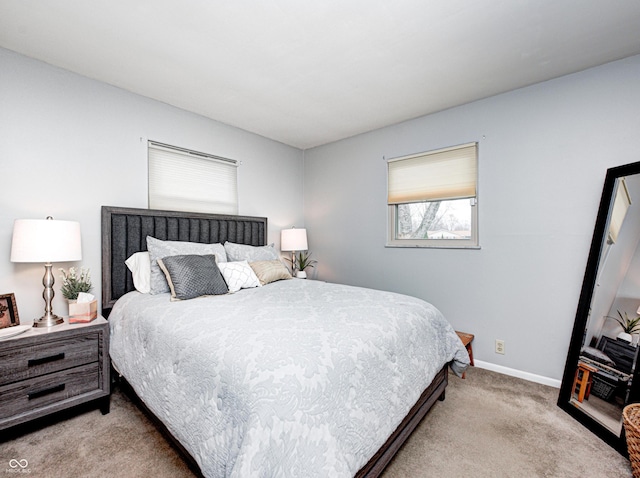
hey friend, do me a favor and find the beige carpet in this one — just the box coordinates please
[0,367,632,477]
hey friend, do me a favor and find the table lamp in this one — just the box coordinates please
[11,217,82,327]
[281,227,308,274]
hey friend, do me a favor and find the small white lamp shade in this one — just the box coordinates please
[281,228,308,252]
[11,218,82,263]
[10,217,82,328]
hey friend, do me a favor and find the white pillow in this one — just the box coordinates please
[125,251,151,294]
[218,261,261,293]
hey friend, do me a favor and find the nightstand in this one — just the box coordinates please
[0,317,110,432]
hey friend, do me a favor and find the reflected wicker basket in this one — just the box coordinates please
[623,403,640,477]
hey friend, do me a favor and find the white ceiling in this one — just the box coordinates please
[2,1,640,149]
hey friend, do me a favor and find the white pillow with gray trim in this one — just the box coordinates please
[147,236,227,294]
[223,241,279,262]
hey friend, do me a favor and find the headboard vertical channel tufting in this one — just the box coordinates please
[101,206,267,316]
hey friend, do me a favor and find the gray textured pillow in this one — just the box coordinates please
[157,255,228,300]
[147,236,227,294]
[224,241,279,262]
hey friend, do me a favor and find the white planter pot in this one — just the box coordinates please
[617,331,633,343]
[296,271,307,279]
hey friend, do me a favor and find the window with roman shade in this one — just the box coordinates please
[148,141,238,215]
[608,177,631,244]
[387,142,478,248]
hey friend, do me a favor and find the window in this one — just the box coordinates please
[387,142,478,248]
[148,141,238,215]
[608,177,631,244]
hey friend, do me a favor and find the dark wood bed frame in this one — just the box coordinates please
[101,205,448,478]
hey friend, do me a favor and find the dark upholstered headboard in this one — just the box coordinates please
[101,206,267,313]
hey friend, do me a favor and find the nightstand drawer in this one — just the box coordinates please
[0,362,99,420]
[0,333,99,386]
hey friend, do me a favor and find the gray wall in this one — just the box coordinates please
[303,55,640,382]
[0,48,304,324]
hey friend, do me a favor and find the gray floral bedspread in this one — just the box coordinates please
[109,279,469,477]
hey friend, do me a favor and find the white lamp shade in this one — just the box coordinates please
[281,228,308,251]
[11,218,82,263]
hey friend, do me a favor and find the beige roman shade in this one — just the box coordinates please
[387,143,477,204]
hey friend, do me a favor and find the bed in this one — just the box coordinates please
[101,206,469,477]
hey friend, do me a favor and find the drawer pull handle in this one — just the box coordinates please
[28,383,65,400]
[28,353,65,367]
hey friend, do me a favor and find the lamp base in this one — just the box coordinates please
[32,313,65,328]
[33,262,65,328]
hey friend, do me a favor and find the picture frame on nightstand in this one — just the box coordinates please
[0,293,19,328]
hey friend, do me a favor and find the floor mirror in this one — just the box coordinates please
[559,161,640,454]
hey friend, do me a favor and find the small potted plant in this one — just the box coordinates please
[60,267,97,321]
[609,310,640,343]
[60,267,92,300]
[290,251,317,279]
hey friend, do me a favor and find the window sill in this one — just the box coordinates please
[385,243,481,250]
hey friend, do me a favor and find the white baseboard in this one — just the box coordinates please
[473,360,562,388]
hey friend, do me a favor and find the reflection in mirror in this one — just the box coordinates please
[559,161,640,454]
[579,176,640,435]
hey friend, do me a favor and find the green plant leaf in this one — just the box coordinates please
[613,310,640,334]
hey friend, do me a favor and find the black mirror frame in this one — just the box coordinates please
[558,160,640,455]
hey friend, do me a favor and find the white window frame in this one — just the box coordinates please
[386,142,479,249]
[148,141,238,215]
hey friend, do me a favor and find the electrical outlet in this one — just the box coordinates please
[495,339,505,354]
